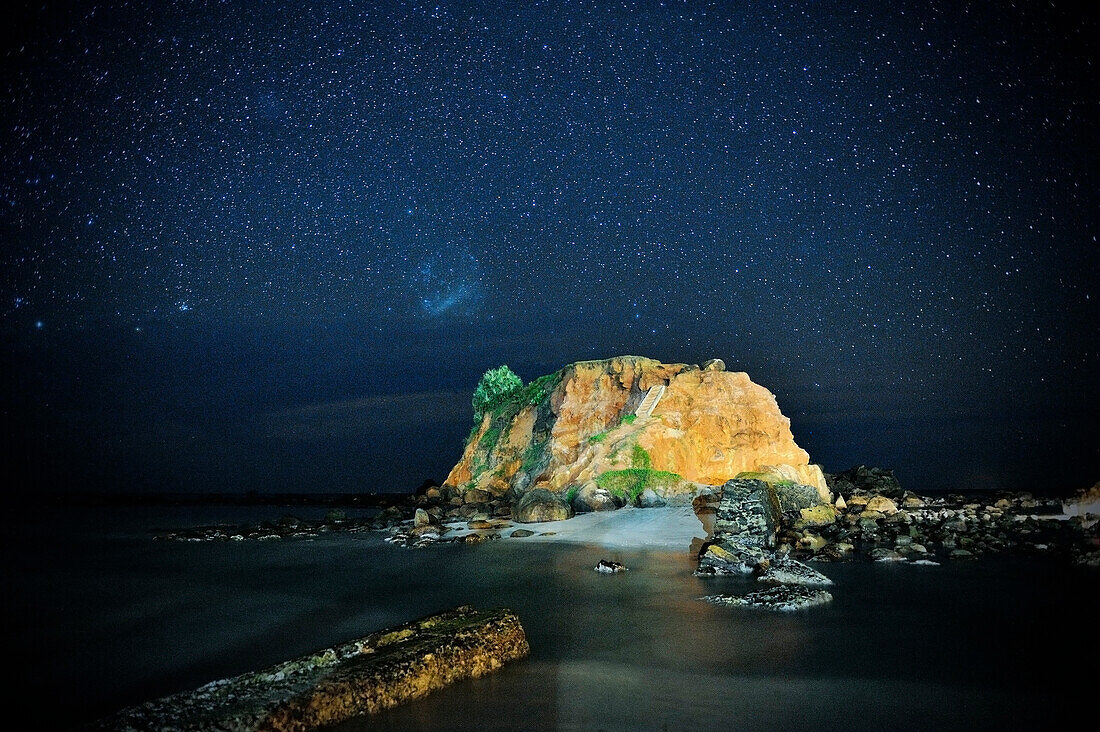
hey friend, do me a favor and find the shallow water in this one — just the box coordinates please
[3,506,1092,730]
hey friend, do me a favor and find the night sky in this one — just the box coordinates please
[2,1,1096,497]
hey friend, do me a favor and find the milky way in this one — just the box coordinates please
[417,249,482,318]
[1,1,1096,494]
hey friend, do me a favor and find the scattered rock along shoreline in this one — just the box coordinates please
[154,469,1100,569]
[150,354,1099,569]
[123,472,1099,724]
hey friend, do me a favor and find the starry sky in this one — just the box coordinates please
[2,0,1097,496]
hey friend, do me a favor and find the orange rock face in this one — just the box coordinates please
[638,368,825,490]
[444,356,828,503]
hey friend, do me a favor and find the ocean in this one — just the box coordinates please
[4,505,1092,730]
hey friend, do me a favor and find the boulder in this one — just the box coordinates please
[798,533,828,552]
[637,488,667,508]
[712,479,780,548]
[864,495,898,515]
[817,542,854,561]
[773,481,826,513]
[571,482,621,512]
[464,489,492,504]
[798,504,838,527]
[858,516,880,534]
[695,540,769,576]
[845,494,870,508]
[757,556,833,586]
[902,493,925,508]
[513,489,573,523]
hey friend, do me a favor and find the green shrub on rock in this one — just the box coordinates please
[472,365,523,421]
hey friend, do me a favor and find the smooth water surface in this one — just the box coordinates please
[3,506,1091,730]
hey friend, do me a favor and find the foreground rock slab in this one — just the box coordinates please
[95,605,529,731]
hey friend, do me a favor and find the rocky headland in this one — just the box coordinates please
[155,355,1099,572]
[446,355,827,515]
[99,356,1100,726]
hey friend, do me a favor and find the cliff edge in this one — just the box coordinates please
[443,356,827,513]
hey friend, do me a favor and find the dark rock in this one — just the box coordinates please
[869,547,906,562]
[826,465,903,499]
[464,489,493,504]
[695,540,769,576]
[701,585,833,611]
[701,358,726,371]
[858,516,880,534]
[378,506,406,525]
[1074,550,1100,567]
[510,529,535,538]
[93,606,529,731]
[817,542,854,561]
[594,560,627,573]
[773,482,824,513]
[455,503,481,519]
[757,556,833,586]
[513,489,574,523]
[713,479,780,548]
[943,516,968,533]
[409,524,444,540]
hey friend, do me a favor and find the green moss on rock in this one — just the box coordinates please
[596,468,683,504]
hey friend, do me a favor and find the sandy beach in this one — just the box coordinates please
[449,506,708,551]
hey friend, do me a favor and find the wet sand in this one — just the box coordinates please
[497,506,707,549]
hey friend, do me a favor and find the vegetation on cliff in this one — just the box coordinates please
[446,355,828,515]
[471,365,523,422]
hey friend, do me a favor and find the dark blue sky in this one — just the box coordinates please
[2,1,1097,495]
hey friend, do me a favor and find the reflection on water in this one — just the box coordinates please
[3,507,1093,729]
